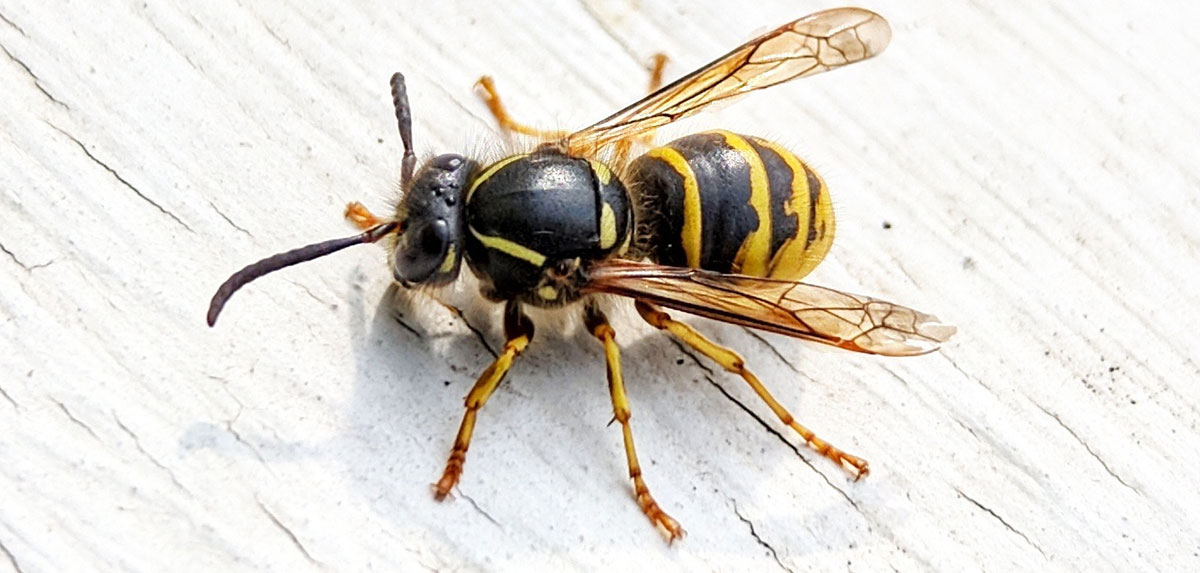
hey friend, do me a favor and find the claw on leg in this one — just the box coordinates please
[586,305,686,542]
[647,53,670,94]
[635,301,869,479]
[345,201,384,230]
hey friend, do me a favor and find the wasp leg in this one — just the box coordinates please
[635,301,869,479]
[614,53,671,166]
[647,53,670,94]
[434,301,534,499]
[584,305,685,542]
[474,76,570,140]
[344,201,384,230]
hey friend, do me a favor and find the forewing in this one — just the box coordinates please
[564,7,891,154]
[583,261,954,356]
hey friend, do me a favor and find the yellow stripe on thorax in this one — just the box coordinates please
[468,226,547,267]
[466,153,527,202]
[588,159,614,185]
[753,138,834,280]
[599,202,618,249]
[646,146,702,268]
[716,130,771,276]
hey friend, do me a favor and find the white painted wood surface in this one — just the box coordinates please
[2,0,1197,570]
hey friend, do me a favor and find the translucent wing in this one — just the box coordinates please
[564,7,891,155]
[583,261,954,356]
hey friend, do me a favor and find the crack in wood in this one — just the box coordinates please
[0,241,28,270]
[391,310,422,339]
[0,537,23,573]
[0,41,68,108]
[206,200,252,236]
[0,240,50,272]
[1035,404,1142,496]
[54,399,101,441]
[0,382,17,409]
[46,122,195,232]
[113,412,188,492]
[955,487,1049,560]
[257,500,323,567]
[940,354,1001,399]
[223,403,268,465]
[225,420,267,465]
[438,301,498,358]
[730,498,793,573]
[287,280,331,309]
[0,10,28,37]
[458,491,502,528]
[744,329,801,373]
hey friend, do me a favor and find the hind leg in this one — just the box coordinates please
[636,301,869,479]
[586,304,685,542]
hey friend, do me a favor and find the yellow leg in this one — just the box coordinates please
[475,76,570,140]
[585,305,685,542]
[635,301,870,479]
[434,302,534,499]
[345,201,384,230]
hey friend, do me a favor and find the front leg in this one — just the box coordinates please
[434,301,534,499]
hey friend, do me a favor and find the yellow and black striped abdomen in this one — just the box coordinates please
[629,130,834,280]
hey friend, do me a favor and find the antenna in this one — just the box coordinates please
[207,221,398,326]
[390,72,417,187]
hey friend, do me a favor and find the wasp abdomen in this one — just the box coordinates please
[629,130,834,280]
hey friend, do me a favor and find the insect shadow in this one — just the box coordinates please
[335,281,883,553]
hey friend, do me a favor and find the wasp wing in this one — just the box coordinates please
[563,7,891,155]
[583,261,954,356]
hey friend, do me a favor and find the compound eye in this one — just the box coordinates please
[393,218,450,284]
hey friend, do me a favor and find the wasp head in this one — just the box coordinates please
[392,154,477,287]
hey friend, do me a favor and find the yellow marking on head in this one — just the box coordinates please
[589,159,614,185]
[647,146,701,268]
[468,226,547,267]
[537,285,558,301]
[717,130,771,276]
[466,153,527,202]
[599,202,618,249]
[753,138,834,280]
[437,244,458,274]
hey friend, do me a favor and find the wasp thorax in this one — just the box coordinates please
[393,154,478,286]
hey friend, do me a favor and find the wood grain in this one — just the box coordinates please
[2,0,1197,570]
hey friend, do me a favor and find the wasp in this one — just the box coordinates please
[207,8,954,541]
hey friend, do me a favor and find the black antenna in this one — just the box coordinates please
[207,221,399,326]
[390,72,416,187]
